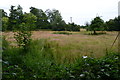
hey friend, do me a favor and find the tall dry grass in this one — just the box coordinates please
[2,31,118,59]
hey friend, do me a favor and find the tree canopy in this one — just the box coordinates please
[90,16,104,34]
[1,5,120,32]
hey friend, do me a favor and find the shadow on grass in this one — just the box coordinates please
[83,31,107,35]
[53,31,72,35]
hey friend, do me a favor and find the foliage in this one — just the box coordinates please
[22,13,37,30]
[89,16,104,34]
[8,5,23,31]
[113,16,120,31]
[66,23,80,31]
[13,13,36,51]
[84,22,90,31]
[2,36,9,50]
[30,7,50,29]
[2,38,120,79]
[14,23,32,52]
[105,16,120,31]
[1,5,120,32]
[46,9,67,31]
[1,9,7,17]
[2,17,9,31]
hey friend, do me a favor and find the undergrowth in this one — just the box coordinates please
[2,38,120,79]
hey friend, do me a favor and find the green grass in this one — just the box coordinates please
[2,37,120,79]
[2,31,120,79]
[3,31,118,58]
[53,31,72,35]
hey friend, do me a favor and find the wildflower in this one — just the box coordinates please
[80,74,85,77]
[101,69,104,72]
[97,75,101,78]
[82,56,88,59]
[115,57,118,60]
[33,75,37,78]
[12,73,17,75]
[14,65,18,68]
[3,61,9,65]
[105,64,109,67]
[105,73,110,76]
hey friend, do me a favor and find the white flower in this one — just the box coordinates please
[105,73,110,76]
[33,75,37,78]
[12,73,16,75]
[82,56,88,59]
[3,61,9,65]
[97,75,101,78]
[101,69,104,71]
[115,57,118,60]
[105,64,109,67]
[80,74,85,77]
[14,65,18,68]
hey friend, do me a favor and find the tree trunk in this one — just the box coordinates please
[93,30,96,35]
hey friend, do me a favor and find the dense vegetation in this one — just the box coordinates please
[84,16,120,34]
[2,36,120,79]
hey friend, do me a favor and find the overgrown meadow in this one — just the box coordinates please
[1,4,120,80]
[2,31,120,79]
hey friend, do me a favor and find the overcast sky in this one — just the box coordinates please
[0,0,120,25]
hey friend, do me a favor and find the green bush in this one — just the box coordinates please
[14,23,32,53]
[66,23,80,31]
[70,53,120,79]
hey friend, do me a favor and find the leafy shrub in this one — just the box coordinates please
[70,53,120,79]
[66,23,80,31]
[14,23,32,53]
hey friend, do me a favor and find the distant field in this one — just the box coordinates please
[2,31,118,58]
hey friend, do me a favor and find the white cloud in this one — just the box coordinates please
[0,0,119,25]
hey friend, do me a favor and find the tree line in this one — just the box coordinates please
[84,16,120,34]
[1,5,120,33]
[2,5,80,31]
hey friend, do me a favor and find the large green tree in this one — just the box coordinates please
[90,16,104,34]
[105,16,120,31]
[22,13,37,30]
[45,9,66,31]
[8,5,23,30]
[30,7,49,29]
[66,22,80,31]
[114,16,120,31]
[105,19,115,31]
